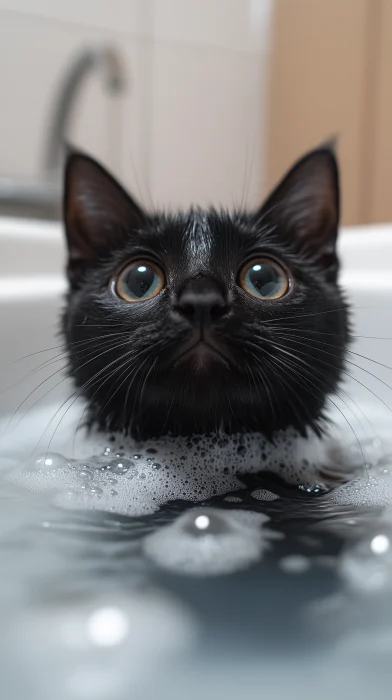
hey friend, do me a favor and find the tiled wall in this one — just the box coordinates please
[0,0,272,209]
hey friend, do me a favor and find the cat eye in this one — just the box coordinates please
[115,260,165,302]
[239,258,289,300]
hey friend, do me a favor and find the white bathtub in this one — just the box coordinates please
[1,216,392,700]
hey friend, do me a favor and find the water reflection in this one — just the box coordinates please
[143,507,278,576]
[86,607,129,647]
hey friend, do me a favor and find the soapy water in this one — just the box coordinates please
[4,399,390,517]
[2,400,392,698]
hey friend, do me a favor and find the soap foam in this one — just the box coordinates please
[7,429,328,517]
[4,399,392,518]
[143,507,278,576]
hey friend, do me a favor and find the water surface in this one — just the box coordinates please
[1,401,392,700]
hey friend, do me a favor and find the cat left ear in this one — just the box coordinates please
[63,151,145,264]
[258,147,340,269]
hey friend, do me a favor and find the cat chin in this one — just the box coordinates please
[172,341,232,373]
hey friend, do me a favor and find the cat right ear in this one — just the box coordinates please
[63,151,145,266]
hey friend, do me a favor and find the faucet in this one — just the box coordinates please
[0,45,126,220]
[43,45,126,176]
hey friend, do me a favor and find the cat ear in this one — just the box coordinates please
[63,151,145,263]
[259,147,340,267]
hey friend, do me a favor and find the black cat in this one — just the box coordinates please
[62,146,349,439]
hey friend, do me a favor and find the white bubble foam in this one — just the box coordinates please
[251,489,279,501]
[4,399,392,517]
[143,507,278,576]
[7,427,330,516]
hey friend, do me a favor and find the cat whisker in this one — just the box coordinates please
[40,346,151,460]
[268,335,378,439]
[4,336,142,440]
[271,332,392,420]
[0,333,131,397]
[255,353,316,433]
[71,348,153,449]
[246,353,278,424]
[272,329,392,375]
[8,331,128,365]
[267,345,367,470]
[272,326,392,341]
[262,307,351,325]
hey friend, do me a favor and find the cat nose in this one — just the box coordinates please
[176,278,229,324]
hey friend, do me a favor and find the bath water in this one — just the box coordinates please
[1,398,392,700]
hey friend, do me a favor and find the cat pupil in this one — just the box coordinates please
[248,264,279,296]
[127,265,155,298]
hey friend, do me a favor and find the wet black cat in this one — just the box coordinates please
[62,146,349,439]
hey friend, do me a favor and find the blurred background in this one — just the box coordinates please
[0,0,389,225]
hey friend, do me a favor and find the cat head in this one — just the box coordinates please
[62,146,349,439]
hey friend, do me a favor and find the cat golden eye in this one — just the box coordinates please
[115,261,165,302]
[239,258,289,300]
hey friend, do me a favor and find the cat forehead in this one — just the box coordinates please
[146,209,266,252]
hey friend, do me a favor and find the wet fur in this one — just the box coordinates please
[62,148,350,440]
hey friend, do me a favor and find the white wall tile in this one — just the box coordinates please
[0,1,152,37]
[0,1,272,209]
[0,11,150,197]
[0,1,273,54]
[152,0,273,54]
[149,41,267,210]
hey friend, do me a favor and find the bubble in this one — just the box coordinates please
[107,458,135,475]
[370,534,390,555]
[89,486,103,497]
[24,452,70,472]
[79,468,94,482]
[143,508,273,576]
[251,489,279,501]
[183,511,232,537]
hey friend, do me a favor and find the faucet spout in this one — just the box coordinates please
[43,46,126,176]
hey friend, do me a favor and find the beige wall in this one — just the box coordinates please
[266,0,392,226]
[265,0,370,225]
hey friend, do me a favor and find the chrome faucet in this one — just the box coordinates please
[43,45,126,176]
[0,45,126,219]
